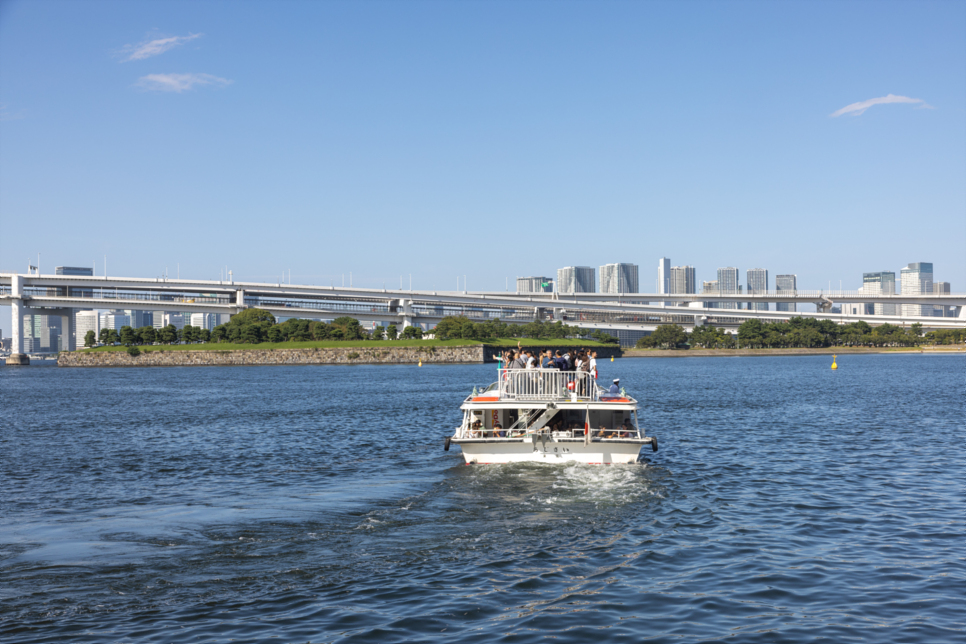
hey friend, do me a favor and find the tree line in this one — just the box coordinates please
[636,317,964,350]
[431,316,618,343]
[83,309,618,348]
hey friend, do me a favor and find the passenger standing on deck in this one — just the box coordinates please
[609,378,620,394]
[541,350,552,368]
[590,351,598,379]
[510,351,527,370]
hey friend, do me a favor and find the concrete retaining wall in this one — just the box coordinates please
[58,345,486,367]
[58,343,624,367]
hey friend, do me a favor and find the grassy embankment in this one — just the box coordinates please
[77,338,615,353]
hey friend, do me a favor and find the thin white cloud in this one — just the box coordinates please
[121,33,202,62]
[0,103,26,121]
[830,94,933,117]
[135,73,232,93]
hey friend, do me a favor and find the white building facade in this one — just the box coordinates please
[556,266,596,294]
[775,274,797,312]
[599,263,639,294]
[900,262,933,317]
[746,268,769,311]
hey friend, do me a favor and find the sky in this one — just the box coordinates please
[1,0,964,294]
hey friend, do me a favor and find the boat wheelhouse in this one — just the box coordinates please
[446,369,658,465]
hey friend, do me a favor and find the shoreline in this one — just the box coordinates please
[56,344,622,368]
[624,346,965,358]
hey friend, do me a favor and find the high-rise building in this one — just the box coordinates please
[746,268,769,311]
[900,262,933,318]
[669,266,696,304]
[125,310,153,328]
[190,313,220,330]
[658,258,671,295]
[702,280,719,309]
[75,311,99,346]
[516,277,554,293]
[775,274,797,312]
[162,313,185,330]
[599,263,639,294]
[717,267,740,310]
[556,266,596,294]
[99,310,131,331]
[933,281,951,317]
[863,272,896,316]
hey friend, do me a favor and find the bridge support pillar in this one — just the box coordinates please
[7,274,28,365]
[399,299,413,329]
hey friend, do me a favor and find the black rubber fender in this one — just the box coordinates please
[651,436,659,452]
[444,437,451,451]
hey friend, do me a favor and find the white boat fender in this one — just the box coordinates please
[444,437,451,451]
[651,436,659,452]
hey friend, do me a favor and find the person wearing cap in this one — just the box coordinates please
[609,379,620,394]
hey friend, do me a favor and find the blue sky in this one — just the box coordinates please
[1,0,963,292]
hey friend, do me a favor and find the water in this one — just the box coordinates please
[1,354,963,643]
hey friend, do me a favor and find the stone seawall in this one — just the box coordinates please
[58,345,486,367]
[58,344,623,368]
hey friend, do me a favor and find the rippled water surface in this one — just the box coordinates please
[2,354,964,643]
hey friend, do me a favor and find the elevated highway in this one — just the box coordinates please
[2,272,963,361]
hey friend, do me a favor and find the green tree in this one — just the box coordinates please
[228,308,276,326]
[119,326,137,345]
[182,325,198,344]
[84,329,97,348]
[159,324,178,344]
[98,328,110,345]
[650,324,688,349]
[198,328,211,343]
[400,325,423,339]
[385,324,398,340]
[370,326,384,340]
[267,326,284,343]
[737,319,766,348]
[330,316,364,340]
[211,324,228,343]
[138,326,157,345]
[910,323,924,338]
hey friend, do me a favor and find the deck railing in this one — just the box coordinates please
[498,368,599,401]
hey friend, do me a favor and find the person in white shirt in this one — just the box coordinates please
[590,351,598,379]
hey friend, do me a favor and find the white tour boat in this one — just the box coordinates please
[445,368,658,465]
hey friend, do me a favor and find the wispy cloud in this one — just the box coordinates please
[120,33,202,62]
[0,103,27,121]
[830,94,933,117]
[135,73,232,93]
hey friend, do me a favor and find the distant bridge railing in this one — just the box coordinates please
[247,298,392,315]
[18,287,232,305]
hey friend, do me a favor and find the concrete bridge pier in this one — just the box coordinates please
[6,274,28,365]
[399,299,413,329]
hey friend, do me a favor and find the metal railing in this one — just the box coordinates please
[18,287,232,305]
[498,368,600,401]
[246,298,391,314]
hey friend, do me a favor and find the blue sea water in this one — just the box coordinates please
[1,354,964,643]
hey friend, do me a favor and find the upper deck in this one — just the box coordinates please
[463,369,637,406]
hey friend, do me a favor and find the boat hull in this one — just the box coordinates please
[453,437,646,465]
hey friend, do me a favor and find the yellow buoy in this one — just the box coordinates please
[831,354,838,370]
[610,356,614,362]
[418,359,422,367]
